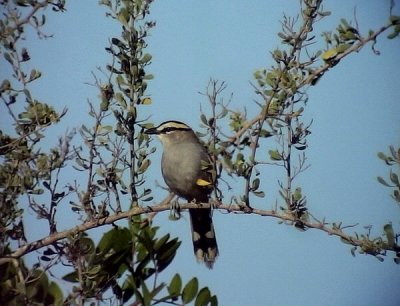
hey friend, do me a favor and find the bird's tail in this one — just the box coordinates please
[189,208,219,269]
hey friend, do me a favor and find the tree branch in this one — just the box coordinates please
[299,23,395,88]
[1,199,397,265]
[229,21,396,145]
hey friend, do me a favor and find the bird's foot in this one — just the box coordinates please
[169,199,181,220]
[210,198,221,209]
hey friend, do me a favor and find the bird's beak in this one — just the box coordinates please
[144,127,158,135]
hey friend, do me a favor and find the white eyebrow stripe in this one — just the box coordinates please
[157,122,191,133]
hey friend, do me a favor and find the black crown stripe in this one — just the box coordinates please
[159,126,191,134]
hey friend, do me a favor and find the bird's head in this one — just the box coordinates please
[144,120,196,146]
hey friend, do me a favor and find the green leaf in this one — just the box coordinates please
[141,53,152,64]
[236,153,245,162]
[117,8,130,26]
[97,229,114,252]
[294,187,302,201]
[377,152,387,161]
[48,282,63,306]
[182,277,199,304]
[23,88,32,102]
[100,125,113,132]
[389,145,398,159]
[377,176,392,187]
[293,107,304,117]
[106,64,122,74]
[99,0,111,6]
[389,15,400,25]
[4,52,13,64]
[98,227,132,253]
[28,69,42,83]
[195,287,211,306]
[141,280,151,306]
[151,283,166,301]
[251,178,260,190]
[111,37,126,49]
[278,32,288,40]
[392,189,400,203]
[269,150,282,161]
[350,246,357,257]
[28,188,44,195]
[115,93,127,109]
[26,270,48,300]
[258,129,272,138]
[296,145,307,151]
[96,167,105,177]
[200,114,208,126]
[116,74,126,86]
[336,43,352,54]
[168,273,182,296]
[154,234,170,251]
[209,294,218,306]
[384,223,395,247]
[62,271,78,283]
[253,190,265,198]
[319,10,331,17]
[387,29,400,39]
[86,265,102,280]
[138,158,151,173]
[78,237,95,255]
[389,171,399,186]
[155,238,181,271]
[1,79,11,92]
[142,97,152,105]
[100,99,109,112]
[321,48,338,60]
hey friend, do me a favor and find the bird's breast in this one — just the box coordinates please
[161,142,209,200]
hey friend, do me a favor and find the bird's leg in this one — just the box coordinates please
[208,198,221,217]
[209,198,221,210]
[168,193,181,220]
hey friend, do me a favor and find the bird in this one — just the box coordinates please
[145,120,219,269]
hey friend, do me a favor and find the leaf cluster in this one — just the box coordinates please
[1,0,70,256]
[167,274,217,306]
[58,216,197,305]
[377,146,400,204]
[0,256,63,306]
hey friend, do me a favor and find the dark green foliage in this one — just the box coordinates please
[60,217,183,304]
[0,258,63,305]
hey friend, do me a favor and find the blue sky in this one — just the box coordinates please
[3,0,400,305]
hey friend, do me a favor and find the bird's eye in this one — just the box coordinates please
[162,127,175,133]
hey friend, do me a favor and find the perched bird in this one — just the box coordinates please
[145,120,218,268]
